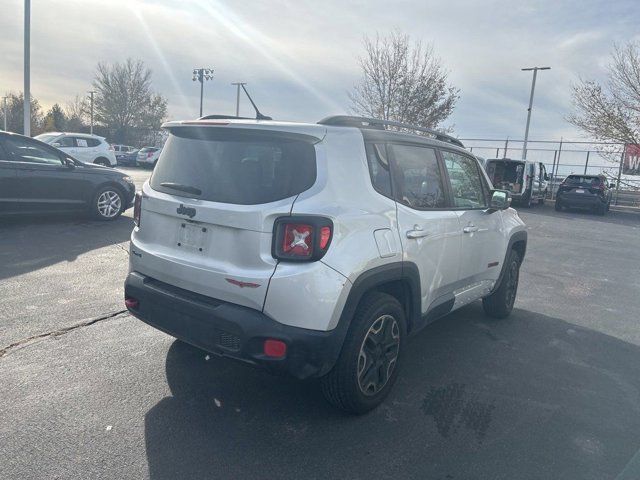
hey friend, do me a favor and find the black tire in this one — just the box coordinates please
[94,157,111,167]
[92,185,125,221]
[555,200,563,211]
[320,292,406,414]
[522,190,533,208]
[596,203,606,216]
[483,249,521,319]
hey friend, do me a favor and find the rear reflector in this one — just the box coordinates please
[263,339,287,358]
[125,297,139,309]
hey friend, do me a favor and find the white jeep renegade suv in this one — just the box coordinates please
[125,115,527,414]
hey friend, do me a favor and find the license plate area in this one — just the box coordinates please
[575,189,585,194]
[177,222,207,252]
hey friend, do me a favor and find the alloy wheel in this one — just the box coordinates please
[357,315,400,396]
[505,260,519,309]
[97,190,122,219]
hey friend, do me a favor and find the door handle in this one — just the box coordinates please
[463,224,479,233]
[406,225,430,239]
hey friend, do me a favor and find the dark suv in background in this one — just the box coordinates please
[0,132,136,220]
[555,174,613,215]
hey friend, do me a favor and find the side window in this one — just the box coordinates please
[441,150,488,208]
[391,144,446,209]
[57,136,74,147]
[75,137,89,148]
[87,138,101,147]
[365,143,392,199]
[3,137,63,165]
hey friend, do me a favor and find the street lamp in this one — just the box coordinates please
[88,90,96,135]
[2,96,8,131]
[192,68,214,117]
[24,0,31,136]
[521,66,550,159]
[231,82,246,117]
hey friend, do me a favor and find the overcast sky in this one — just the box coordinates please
[1,0,639,141]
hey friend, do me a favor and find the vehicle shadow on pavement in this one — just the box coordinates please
[144,303,640,480]
[0,215,133,280]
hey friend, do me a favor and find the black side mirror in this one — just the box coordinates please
[64,157,76,169]
[488,189,511,212]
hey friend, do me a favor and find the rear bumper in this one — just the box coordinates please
[557,192,605,208]
[124,272,347,379]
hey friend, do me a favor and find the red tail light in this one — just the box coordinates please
[273,216,333,262]
[147,152,153,158]
[133,192,142,226]
[282,223,314,257]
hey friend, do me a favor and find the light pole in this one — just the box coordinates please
[231,82,246,117]
[2,96,8,131]
[192,68,214,117]
[521,66,550,159]
[24,0,31,136]
[88,91,96,134]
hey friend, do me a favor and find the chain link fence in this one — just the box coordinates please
[461,138,640,208]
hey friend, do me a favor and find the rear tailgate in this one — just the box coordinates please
[130,123,322,311]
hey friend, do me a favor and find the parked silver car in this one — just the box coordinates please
[125,116,527,413]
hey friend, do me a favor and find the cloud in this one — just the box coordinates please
[1,0,638,139]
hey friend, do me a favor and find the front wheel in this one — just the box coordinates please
[92,186,124,221]
[555,200,563,211]
[483,249,521,319]
[321,292,406,414]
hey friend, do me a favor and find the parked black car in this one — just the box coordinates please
[116,149,140,167]
[0,132,136,220]
[555,174,613,215]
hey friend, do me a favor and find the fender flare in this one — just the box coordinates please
[328,262,422,360]
[490,230,528,295]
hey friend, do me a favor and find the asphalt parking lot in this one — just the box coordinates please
[2,170,640,480]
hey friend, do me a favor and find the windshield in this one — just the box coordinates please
[150,127,317,205]
[34,134,60,144]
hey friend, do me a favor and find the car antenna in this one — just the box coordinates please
[240,84,272,120]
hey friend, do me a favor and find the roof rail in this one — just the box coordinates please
[317,115,464,147]
[199,115,254,120]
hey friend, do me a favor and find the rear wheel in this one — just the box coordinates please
[321,292,406,414]
[596,203,606,216]
[94,157,111,167]
[555,200,563,211]
[483,249,521,319]
[523,190,533,208]
[92,186,124,221]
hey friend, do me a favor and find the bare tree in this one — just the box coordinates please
[568,42,640,146]
[349,31,459,130]
[92,58,168,144]
[1,92,44,135]
[64,94,89,132]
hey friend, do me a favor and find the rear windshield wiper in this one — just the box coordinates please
[159,182,202,196]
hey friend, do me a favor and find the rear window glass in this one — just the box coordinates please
[140,147,158,153]
[150,128,317,205]
[567,175,602,185]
